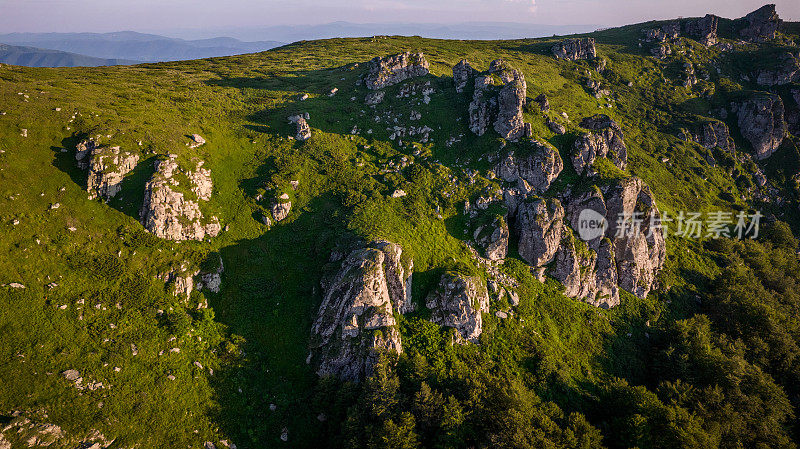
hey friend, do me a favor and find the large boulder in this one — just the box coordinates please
[693,120,735,152]
[140,157,221,241]
[572,114,628,175]
[736,94,787,160]
[426,272,489,343]
[756,51,800,86]
[683,14,719,46]
[288,114,311,141]
[739,4,782,42]
[551,38,596,61]
[310,241,412,381]
[517,198,564,267]
[495,140,563,193]
[364,52,430,90]
[83,145,140,200]
[453,59,477,93]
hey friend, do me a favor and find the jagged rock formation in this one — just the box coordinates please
[75,138,97,169]
[288,113,311,141]
[452,59,476,93]
[81,145,140,200]
[547,118,566,135]
[364,52,429,90]
[0,415,112,449]
[740,4,782,42]
[426,272,489,343]
[572,114,628,175]
[310,241,412,381]
[735,94,787,160]
[517,198,564,267]
[495,140,563,193]
[494,69,527,140]
[461,59,529,140]
[643,22,681,42]
[533,94,549,112]
[602,177,666,299]
[787,89,800,135]
[197,256,224,294]
[271,193,291,222]
[551,38,596,61]
[140,156,221,241]
[756,51,800,86]
[692,120,735,151]
[683,14,719,46]
[474,216,509,261]
[364,90,385,105]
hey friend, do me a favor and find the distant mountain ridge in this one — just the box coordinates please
[0,31,285,63]
[0,43,137,67]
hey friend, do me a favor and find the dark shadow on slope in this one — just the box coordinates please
[51,134,89,190]
[205,193,357,448]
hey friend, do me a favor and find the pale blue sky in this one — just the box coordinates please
[1,0,798,34]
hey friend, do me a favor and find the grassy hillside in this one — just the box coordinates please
[0,15,799,449]
[0,43,137,67]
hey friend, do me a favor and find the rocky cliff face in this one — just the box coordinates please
[787,89,800,136]
[603,177,666,299]
[551,38,596,61]
[452,59,476,93]
[740,4,782,42]
[82,145,140,200]
[462,59,529,140]
[426,272,489,343]
[516,198,564,267]
[364,52,429,90]
[309,241,414,381]
[474,216,509,261]
[693,121,735,152]
[140,156,221,241]
[683,14,719,46]
[572,114,628,175]
[495,140,563,193]
[756,51,800,86]
[736,94,787,160]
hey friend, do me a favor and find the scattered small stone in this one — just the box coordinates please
[49,203,60,210]
[299,93,309,101]
[329,88,338,96]
[391,189,407,198]
[20,129,27,137]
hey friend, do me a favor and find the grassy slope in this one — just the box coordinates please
[0,22,798,448]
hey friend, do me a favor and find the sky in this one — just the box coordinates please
[1,0,799,35]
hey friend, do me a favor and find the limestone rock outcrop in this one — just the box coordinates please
[140,156,221,241]
[495,140,563,193]
[453,59,477,93]
[517,198,564,267]
[603,177,666,299]
[364,52,429,90]
[474,216,509,261]
[551,38,596,61]
[684,14,719,46]
[310,241,412,381]
[692,120,735,152]
[82,145,139,200]
[572,114,628,175]
[739,4,782,42]
[288,113,311,141]
[643,22,681,43]
[426,272,489,343]
[787,89,800,135]
[463,59,529,140]
[735,94,787,160]
[271,193,292,222]
[756,51,800,86]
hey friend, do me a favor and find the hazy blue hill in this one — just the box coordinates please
[0,43,137,67]
[0,31,284,63]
